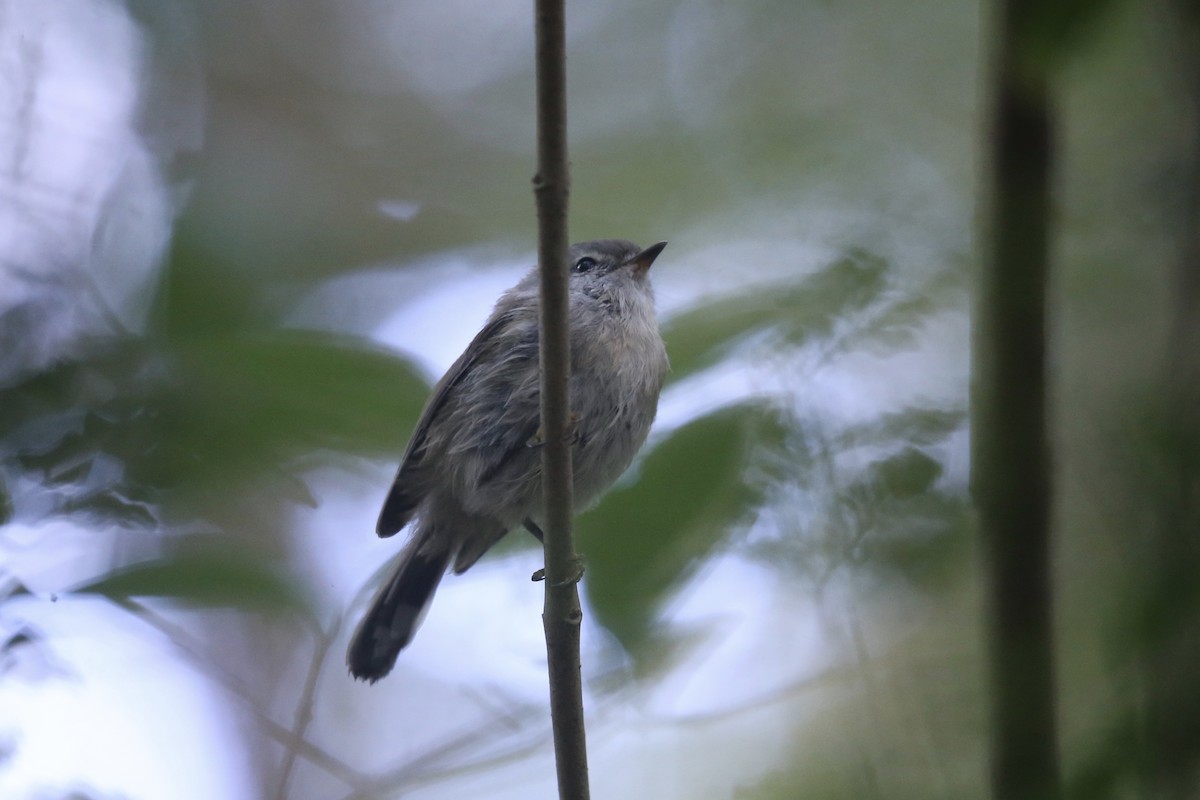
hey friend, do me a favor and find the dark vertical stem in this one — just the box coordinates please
[973,1,1061,799]
[532,1,590,798]
[1144,2,1200,795]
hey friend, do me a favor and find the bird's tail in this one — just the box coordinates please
[347,533,451,682]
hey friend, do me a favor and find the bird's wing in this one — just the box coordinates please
[376,310,519,537]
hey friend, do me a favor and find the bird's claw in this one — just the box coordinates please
[530,556,585,586]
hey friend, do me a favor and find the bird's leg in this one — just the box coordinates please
[528,517,586,584]
[528,518,546,581]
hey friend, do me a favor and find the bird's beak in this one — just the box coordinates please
[626,241,668,276]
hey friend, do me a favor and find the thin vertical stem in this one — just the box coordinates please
[973,1,1061,798]
[276,618,340,800]
[532,0,590,798]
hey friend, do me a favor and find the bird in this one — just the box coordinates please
[347,239,669,682]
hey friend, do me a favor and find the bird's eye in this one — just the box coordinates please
[572,256,598,274]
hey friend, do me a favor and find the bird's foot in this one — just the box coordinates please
[530,555,585,586]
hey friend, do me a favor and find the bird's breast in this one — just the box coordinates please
[567,300,667,507]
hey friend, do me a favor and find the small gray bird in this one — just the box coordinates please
[347,239,669,682]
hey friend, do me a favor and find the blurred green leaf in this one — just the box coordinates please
[0,330,428,516]
[860,494,972,591]
[76,542,312,615]
[1016,0,1122,77]
[662,249,888,379]
[578,403,786,658]
[153,229,269,338]
[869,448,943,499]
[149,329,428,483]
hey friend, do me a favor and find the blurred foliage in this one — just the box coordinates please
[662,247,968,392]
[0,238,429,529]
[1015,0,1123,77]
[662,249,888,378]
[752,407,971,595]
[76,534,313,616]
[0,234,429,628]
[580,392,971,663]
[579,402,788,659]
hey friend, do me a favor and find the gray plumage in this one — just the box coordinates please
[347,239,669,682]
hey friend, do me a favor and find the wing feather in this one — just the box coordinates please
[375,310,518,536]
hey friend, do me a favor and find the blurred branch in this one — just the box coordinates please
[123,600,552,800]
[973,0,1061,798]
[275,616,341,800]
[339,702,548,800]
[115,600,366,793]
[531,0,590,799]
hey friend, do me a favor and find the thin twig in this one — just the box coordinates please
[115,600,366,792]
[338,706,548,800]
[275,616,342,800]
[532,0,590,799]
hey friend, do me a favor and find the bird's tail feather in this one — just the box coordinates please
[347,537,451,682]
